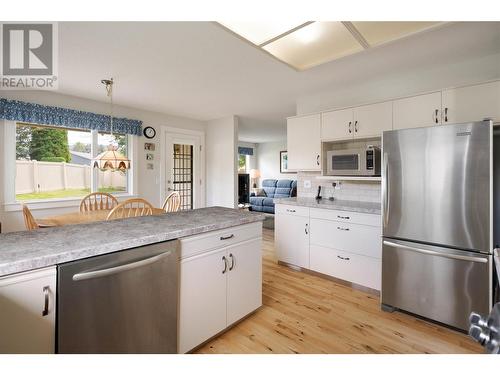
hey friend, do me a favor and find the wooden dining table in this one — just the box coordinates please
[37,208,166,227]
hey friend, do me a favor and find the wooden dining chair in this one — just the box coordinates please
[22,205,39,231]
[162,191,181,213]
[106,198,154,220]
[80,192,119,213]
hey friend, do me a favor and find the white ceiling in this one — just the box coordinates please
[56,21,500,143]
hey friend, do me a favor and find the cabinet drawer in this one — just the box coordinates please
[275,204,310,217]
[310,207,381,227]
[180,222,262,259]
[310,218,381,258]
[310,245,381,290]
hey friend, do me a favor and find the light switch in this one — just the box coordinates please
[304,180,311,189]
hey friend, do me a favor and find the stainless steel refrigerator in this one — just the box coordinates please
[381,120,493,331]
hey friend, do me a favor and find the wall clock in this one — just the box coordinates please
[143,126,156,139]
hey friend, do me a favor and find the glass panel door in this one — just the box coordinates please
[173,144,193,210]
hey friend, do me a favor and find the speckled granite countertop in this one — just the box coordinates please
[274,197,381,215]
[0,207,264,277]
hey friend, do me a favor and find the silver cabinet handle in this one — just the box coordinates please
[444,107,448,122]
[337,255,350,261]
[286,209,296,213]
[305,223,309,235]
[72,251,172,281]
[348,121,352,133]
[42,286,49,316]
[316,155,320,165]
[220,234,234,240]
[229,253,235,271]
[222,256,228,274]
[354,120,358,132]
[337,226,350,231]
[433,109,439,124]
[337,215,350,220]
[383,240,488,263]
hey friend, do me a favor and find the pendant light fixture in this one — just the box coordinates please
[93,78,131,172]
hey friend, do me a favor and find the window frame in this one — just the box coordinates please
[3,120,137,211]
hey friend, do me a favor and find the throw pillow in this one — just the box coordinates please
[255,188,267,197]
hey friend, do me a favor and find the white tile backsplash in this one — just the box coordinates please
[297,171,381,203]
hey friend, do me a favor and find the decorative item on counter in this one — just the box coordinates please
[144,142,155,151]
[315,186,322,201]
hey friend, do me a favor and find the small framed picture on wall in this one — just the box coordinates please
[144,142,155,151]
[280,151,294,173]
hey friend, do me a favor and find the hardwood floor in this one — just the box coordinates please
[196,228,483,354]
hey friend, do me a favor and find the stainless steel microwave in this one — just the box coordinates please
[326,146,381,176]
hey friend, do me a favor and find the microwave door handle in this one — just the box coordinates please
[72,251,172,281]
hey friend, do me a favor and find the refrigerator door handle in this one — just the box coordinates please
[382,152,389,227]
[383,240,488,263]
[72,251,172,281]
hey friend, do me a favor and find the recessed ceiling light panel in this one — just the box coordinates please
[219,21,307,46]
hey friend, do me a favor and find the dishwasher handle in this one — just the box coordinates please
[72,251,172,281]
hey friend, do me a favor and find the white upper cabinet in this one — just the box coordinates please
[321,101,392,141]
[442,81,500,124]
[321,108,354,140]
[353,101,393,138]
[287,114,321,171]
[393,91,442,130]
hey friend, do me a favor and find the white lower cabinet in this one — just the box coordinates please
[178,223,262,353]
[0,266,56,354]
[275,204,381,290]
[275,205,310,268]
[310,245,381,290]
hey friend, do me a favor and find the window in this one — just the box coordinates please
[15,123,131,202]
[238,154,248,173]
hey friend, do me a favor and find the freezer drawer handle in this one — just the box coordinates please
[72,251,172,281]
[337,215,350,220]
[220,234,234,240]
[337,255,350,261]
[383,241,488,263]
[337,226,350,231]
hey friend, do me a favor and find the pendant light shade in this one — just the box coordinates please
[93,78,131,172]
[93,144,131,171]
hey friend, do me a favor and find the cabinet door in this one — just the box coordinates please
[393,92,442,129]
[275,211,310,268]
[442,81,500,124]
[287,114,321,171]
[178,248,227,353]
[321,108,353,140]
[353,101,393,138]
[226,238,262,326]
[0,267,56,353]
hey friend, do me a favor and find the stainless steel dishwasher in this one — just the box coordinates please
[57,240,178,353]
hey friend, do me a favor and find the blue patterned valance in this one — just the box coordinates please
[238,146,254,156]
[0,98,142,136]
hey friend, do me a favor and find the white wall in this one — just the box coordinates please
[296,52,500,115]
[0,91,206,233]
[256,141,296,185]
[206,116,238,208]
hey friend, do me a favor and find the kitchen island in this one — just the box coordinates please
[0,207,265,354]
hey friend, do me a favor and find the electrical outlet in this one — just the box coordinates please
[304,180,311,189]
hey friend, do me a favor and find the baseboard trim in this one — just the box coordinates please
[277,260,380,297]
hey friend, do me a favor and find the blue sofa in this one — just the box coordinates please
[249,179,297,214]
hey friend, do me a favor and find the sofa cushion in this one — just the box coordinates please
[249,196,265,206]
[262,179,278,188]
[276,179,293,188]
[262,197,275,207]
